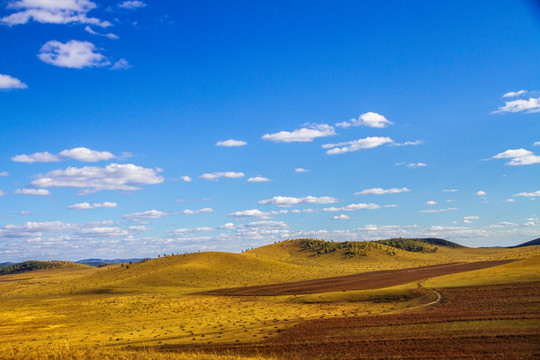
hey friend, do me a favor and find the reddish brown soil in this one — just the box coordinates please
[158,282,540,359]
[199,260,514,296]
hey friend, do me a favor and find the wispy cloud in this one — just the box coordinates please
[84,26,118,39]
[502,90,527,98]
[331,214,350,220]
[200,171,245,181]
[216,139,247,147]
[247,176,270,182]
[176,208,213,215]
[494,96,540,113]
[39,40,110,69]
[323,136,393,155]
[13,148,116,163]
[419,207,457,213]
[394,162,427,168]
[259,196,338,207]
[0,74,27,89]
[295,168,309,173]
[492,148,540,166]
[262,124,335,143]
[122,210,170,221]
[111,59,131,70]
[67,202,118,210]
[336,112,393,129]
[355,187,410,195]
[228,209,288,219]
[118,1,146,9]
[14,188,50,196]
[513,190,540,197]
[323,203,395,212]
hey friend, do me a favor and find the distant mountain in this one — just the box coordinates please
[508,238,540,248]
[76,258,145,267]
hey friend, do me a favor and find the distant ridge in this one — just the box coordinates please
[415,238,464,248]
[0,261,65,275]
[508,238,540,248]
[76,258,145,267]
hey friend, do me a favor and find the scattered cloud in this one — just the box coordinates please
[0,74,27,89]
[67,202,118,210]
[443,189,459,192]
[513,190,540,197]
[12,151,60,163]
[171,227,214,235]
[118,1,146,9]
[336,112,393,129]
[492,148,540,166]
[0,171,9,177]
[494,96,540,113]
[463,216,480,224]
[1,0,111,27]
[323,203,393,212]
[38,40,110,69]
[30,163,164,194]
[332,214,350,220]
[391,140,423,147]
[534,141,540,146]
[425,200,437,205]
[476,191,487,196]
[247,176,270,182]
[84,26,118,39]
[111,58,131,70]
[419,207,457,213]
[355,187,410,195]
[259,196,338,207]
[294,168,309,173]
[14,188,50,196]
[13,147,116,163]
[216,139,247,147]
[181,176,192,182]
[502,90,527,98]
[262,124,335,143]
[176,208,213,215]
[506,198,516,202]
[122,210,169,221]
[228,209,288,219]
[200,171,245,181]
[323,136,393,155]
[395,162,427,168]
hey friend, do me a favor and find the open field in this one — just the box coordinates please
[0,239,539,359]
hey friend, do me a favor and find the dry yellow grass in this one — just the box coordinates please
[1,240,538,359]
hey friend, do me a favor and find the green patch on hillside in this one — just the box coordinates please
[375,238,439,253]
[0,261,65,275]
[300,238,382,257]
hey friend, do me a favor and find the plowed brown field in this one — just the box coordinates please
[200,260,514,296]
[162,281,540,359]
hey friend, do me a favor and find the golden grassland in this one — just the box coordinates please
[1,239,539,359]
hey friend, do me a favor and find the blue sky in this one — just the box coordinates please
[1,0,539,262]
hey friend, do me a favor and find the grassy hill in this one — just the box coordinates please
[0,261,70,275]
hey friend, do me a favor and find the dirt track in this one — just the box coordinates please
[199,260,514,296]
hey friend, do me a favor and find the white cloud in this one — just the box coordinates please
[0,74,28,89]
[443,189,459,192]
[476,191,487,196]
[181,175,192,182]
[355,187,410,195]
[514,190,540,197]
[502,90,527,98]
[259,195,338,207]
[19,211,31,215]
[171,227,214,235]
[336,112,393,129]
[228,209,288,219]
[12,151,60,163]
[0,172,8,177]
[463,216,480,224]
[74,226,128,238]
[247,176,270,182]
[67,201,117,209]
[534,141,540,146]
[262,124,335,143]
[59,147,115,162]
[30,163,164,194]
[122,209,169,221]
[506,198,516,202]
[0,190,4,197]
[406,162,427,168]
[111,58,131,70]
[14,188,50,196]
[1,0,111,27]
[118,1,146,9]
[84,25,118,39]
[177,208,213,215]
[216,139,247,147]
[323,203,392,212]
[38,40,110,69]
[419,207,458,213]
[128,225,147,231]
[331,214,350,220]
[494,96,540,113]
[425,200,437,205]
[323,136,393,155]
[392,140,423,147]
[201,171,245,181]
[295,168,309,173]
[492,148,540,166]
